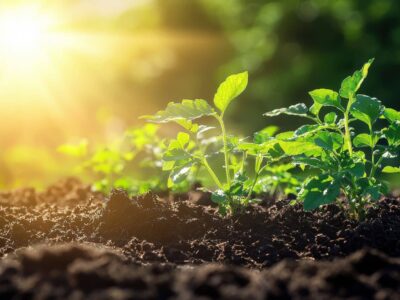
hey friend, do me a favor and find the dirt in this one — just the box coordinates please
[0,244,399,299]
[0,178,400,299]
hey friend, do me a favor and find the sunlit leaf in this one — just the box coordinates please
[309,102,323,116]
[339,58,374,98]
[293,156,330,169]
[177,132,190,147]
[278,140,320,155]
[382,166,400,173]
[351,95,384,128]
[168,165,192,187]
[294,124,320,136]
[143,99,215,122]
[324,112,337,124]
[385,122,400,146]
[253,125,279,143]
[309,89,343,110]
[175,119,199,133]
[383,108,400,123]
[214,71,248,113]
[264,103,309,117]
[353,133,374,148]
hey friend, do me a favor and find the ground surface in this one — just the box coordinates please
[0,178,399,299]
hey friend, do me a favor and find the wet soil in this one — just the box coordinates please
[0,178,400,299]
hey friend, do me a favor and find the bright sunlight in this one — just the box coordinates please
[0,6,56,61]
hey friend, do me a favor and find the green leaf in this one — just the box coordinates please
[275,131,295,140]
[143,99,215,122]
[211,190,226,204]
[382,166,400,173]
[309,102,323,116]
[253,126,279,143]
[175,119,199,133]
[350,95,384,129]
[177,132,190,147]
[353,133,374,148]
[313,131,343,151]
[211,190,229,215]
[294,124,320,137]
[300,175,340,211]
[163,134,192,161]
[279,140,321,156]
[293,156,330,169]
[163,148,191,161]
[347,162,365,178]
[324,112,337,124]
[383,108,400,123]
[214,71,248,113]
[264,103,309,117]
[385,123,400,146]
[238,140,278,155]
[168,166,192,187]
[364,185,383,201]
[309,89,343,110]
[339,58,374,98]
[162,160,175,171]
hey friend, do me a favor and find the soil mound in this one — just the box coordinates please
[0,180,399,268]
[0,243,398,299]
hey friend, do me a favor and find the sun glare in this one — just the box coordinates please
[0,7,55,59]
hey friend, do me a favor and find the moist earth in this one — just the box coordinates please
[0,178,400,299]
[1,244,399,299]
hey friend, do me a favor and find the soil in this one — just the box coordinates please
[0,178,400,299]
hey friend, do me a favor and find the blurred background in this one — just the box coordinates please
[0,0,399,189]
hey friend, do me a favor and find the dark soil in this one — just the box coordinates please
[0,244,399,299]
[0,178,400,299]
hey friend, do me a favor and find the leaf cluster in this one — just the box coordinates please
[144,72,300,214]
[264,59,400,219]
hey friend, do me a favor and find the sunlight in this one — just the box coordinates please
[0,6,55,61]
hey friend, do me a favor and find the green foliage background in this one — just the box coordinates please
[198,0,400,132]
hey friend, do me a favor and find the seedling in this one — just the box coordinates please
[264,59,400,220]
[58,124,174,195]
[144,72,301,214]
[144,72,250,214]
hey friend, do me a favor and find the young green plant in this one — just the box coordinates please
[264,59,400,220]
[58,124,174,195]
[144,72,267,214]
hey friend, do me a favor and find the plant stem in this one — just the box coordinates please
[245,156,265,203]
[202,157,223,190]
[240,151,247,174]
[344,94,354,156]
[246,169,261,203]
[216,115,231,188]
[370,155,384,178]
[369,126,376,178]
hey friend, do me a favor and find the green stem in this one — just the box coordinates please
[344,94,354,156]
[240,151,247,174]
[246,169,262,203]
[202,157,223,190]
[245,156,264,203]
[216,115,231,188]
[369,126,376,178]
[370,155,384,178]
